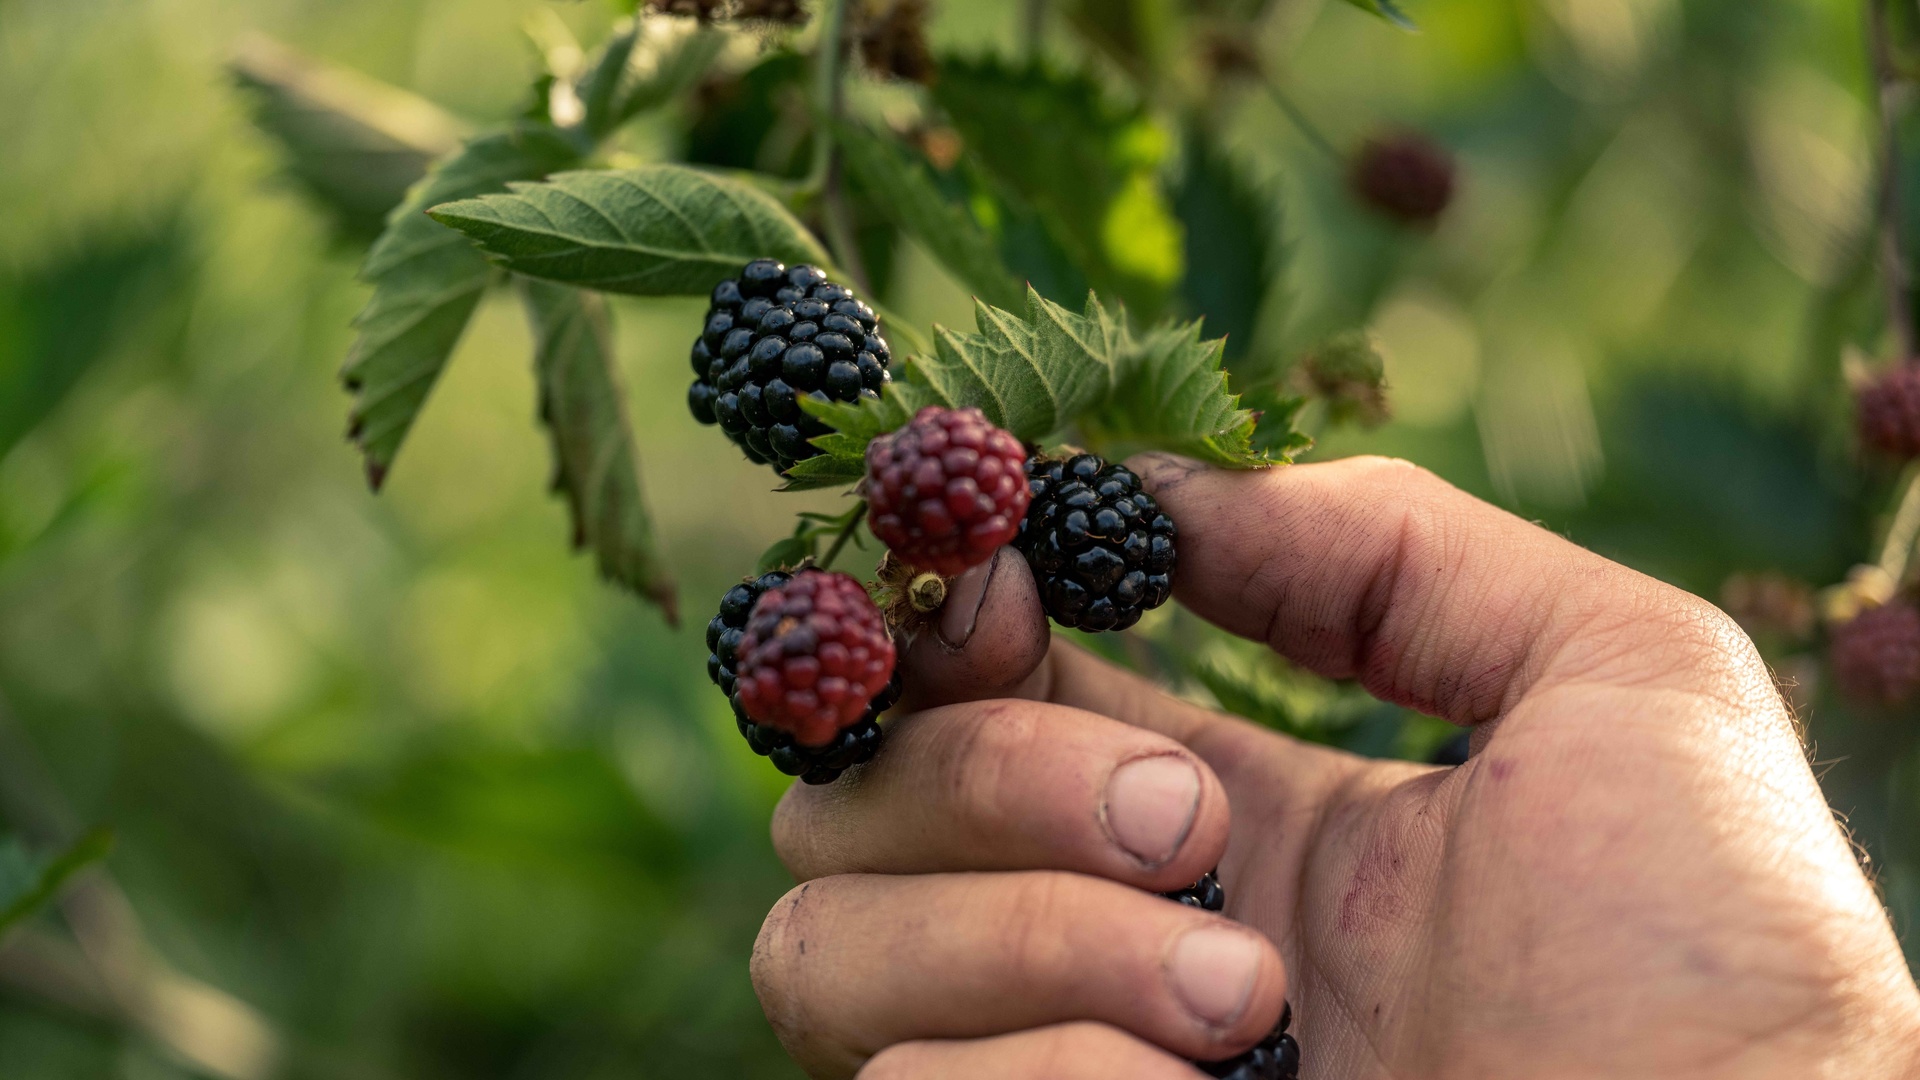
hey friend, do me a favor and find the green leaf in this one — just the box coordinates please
[802,289,1284,476]
[518,279,677,621]
[1084,318,1272,467]
[1341,0,1418,30]
[579,18,727,139]
[834,122,1025,310]
[755,505,868,569]
[930,58,1179,314]
[427,165,834,296]
[0,828,114,938]
[231,35,465,241]
[344,125,581,488]
[1174,130,1284,374]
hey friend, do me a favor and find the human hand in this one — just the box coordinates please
[751,455,1920,1079]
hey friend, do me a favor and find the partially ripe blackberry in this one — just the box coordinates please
[865,406,1031,575]
[1349,131,1456,227]
[689,259,892,474]
[1160,873,1300,1080]
[1162,869,1225,912]
[707,571,902,784]
[1015,454,1176,632]
[1830,601,1920,707]
[1857,366,1920,460]
[737,570,898,748]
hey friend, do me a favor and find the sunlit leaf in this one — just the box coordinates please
[344,125,581,489]
[231,34,465,241]
[578,18,727,139]
[427,165,834,295]
[519,279,677,621]
[1084,318,1275,467]
[834,121,1024,309]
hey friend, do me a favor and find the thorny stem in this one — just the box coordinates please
[1869,0,1918,362]
[819,502,868,570]
[1880,465,1920,584]
[1262,79,1343,166]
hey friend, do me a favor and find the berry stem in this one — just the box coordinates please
[807,0,852,196]
[1261,79,1343,167]
[1868,0,1917,363]
[819,500,869,570]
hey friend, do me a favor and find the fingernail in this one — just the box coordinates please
[1103,755,1201,867]
[937,549,999,649]
[1167,926,1263,1029]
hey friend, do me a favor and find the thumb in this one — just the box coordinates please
[894,547,1052,712]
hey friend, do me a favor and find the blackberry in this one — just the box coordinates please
[706,571,902,784]
[1857,366,1920,460]
[1349,131,1456,227]
[1014,454,1176,632]
[1162,868,1225,912]
[1830,600,1920,707]
[865,406,1031,575]
[1160,872,1300,1080]
[688,259,892,474]
[737,570,897,745]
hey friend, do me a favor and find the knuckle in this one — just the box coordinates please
[935,702,1045,826]
[995,873,1080,982]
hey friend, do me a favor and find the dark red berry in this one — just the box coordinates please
[1349,131,1456,227]
[858,0,936,84]
[1830,601,1920,707]
[737,570,897,747]
[1857,366,1920,460]
[865,406,1031,576]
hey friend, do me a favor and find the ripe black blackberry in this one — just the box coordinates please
[1014,454,1176,632]
[1162,868,1225,912]
[706,570,902,784]
[688,259,892,474]
[1161,872,1300,1080]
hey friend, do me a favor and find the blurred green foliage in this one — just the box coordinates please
[0,0,1913,1077]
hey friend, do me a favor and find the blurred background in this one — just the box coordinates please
[0,0,1911,1076]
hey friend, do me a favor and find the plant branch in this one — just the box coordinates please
[807,0,852,195]
[1262,79,1343,166]
[819,501,868,570]
[1870,0,1917,361]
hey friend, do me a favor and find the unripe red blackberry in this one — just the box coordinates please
[1349,131,1456,227]
[737,570,898,748]
[689,259,892,474]
[865,406,1031,576]
[1830,600,1920,707]
[1857,366,1920,460]
[708,571,899,784]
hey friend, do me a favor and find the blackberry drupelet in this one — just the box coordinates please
[706,571,902,784]
[688,259,892,474]
[1014,454,1176,632]
[1161,871,1301,1080]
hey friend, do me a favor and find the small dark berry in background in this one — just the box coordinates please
[858,0,937,85]
[1830,601,1920,707]
[735,0,807,22]
[708,572,900,784]
[1857,366,1920,460]
[1016,454,1176,632]
[866,406,1030,576]
[688,259,891,475]
[737,570,897,748]
[1349,131,1456,227]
